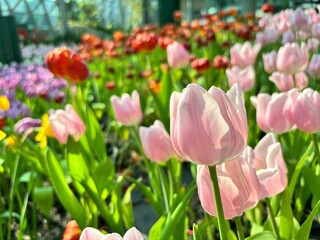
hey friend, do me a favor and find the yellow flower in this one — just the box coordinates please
[5,136,17,147]
[35,114,55,148]
[0,130,6,141]
[0,96,10,111]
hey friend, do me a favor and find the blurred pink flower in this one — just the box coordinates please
[295,71,309,90]
[167,41,190,68]
[49,104,85,144]
[269,72,294,92]
[139,120,177,162]
[247,133,287,198]
[250,89,298,133]
[255,29,279,46]
[262,51,277,74]
[170,83,247,166]
[312,23,320,38]
[282,31,295,45]
[307,54,320,78]
[226,65,255,92]
[307,38,319,53]
[293,88,320,133]
[111,90,142,126]
[276,42,308,74]
[230,42,261,68]
[197,156,261,219]
[80,227,143,240]
[290,8,310,29]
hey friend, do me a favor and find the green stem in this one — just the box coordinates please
[208,165,228,240]
[205,213,215,240]
[81,180,123,234]
[312,134,320,165]
[234,217,244,240]
[265,198,281,240]
[7,153,21,240]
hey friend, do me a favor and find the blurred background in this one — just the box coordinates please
[0,0,318,64]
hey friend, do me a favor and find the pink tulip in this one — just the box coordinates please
[275,10,292,33]
[255,29,279,46]
[282,31,295,45]
[197,156,261,219]
[167,41,190,68]
[80,227,143,240]
[307,38,319,53]
[276,43,308,74]
[250,89,298,133]
[293,88,320,133]
[290,8,310,29]
[312,23,320,38]
[269,72,294,92]
[230,42,261,68]
[262,51,277,74]
[226,66,255,92]
[308,54,320,78]
[49,104,85,144]
[139,120,176,162]
[170,83,247,166]
[247,133,287,198]
[295,72,308,90]
[111,91,142,126]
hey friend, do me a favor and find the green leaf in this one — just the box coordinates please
[160,182,196,240]
[121,183,136,229]
[193,223,203,240]
[46,149,86,228]
[251,223,264,236]
[158,69,172,129]
[148,216,166,240]
[246,231,276,240]
[67,138,90,183]
[301,166,320,201]
[289,142,313,200]
[32,186,54,217]
[125,176,162,216]
[93,159,114,194]
[279,189,293,240]
[294,200,320,240]
[85,105,107,162]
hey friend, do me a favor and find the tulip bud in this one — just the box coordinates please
[167,41,190,69]
[46,48,89,83]
[110,90,142,126]
[139,120,177,163]
[49,104,86,144]
[191,58,211,72]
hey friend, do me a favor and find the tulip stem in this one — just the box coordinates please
[234,217,244,240]
[312,134,320,165]
[265,198,280,240]
[209,165,228,240]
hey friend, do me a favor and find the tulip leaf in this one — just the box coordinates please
[245,231,276,240]
[193,223,203,240]
[148,215,166,240]
[158,69,172,129]
[32,186,54,217]
[294,200,320,240]
[121,183,136,229]
[67,138,90,183]
[279,189,293,240]
[160,182,196,240]
[45,149,86,228]
[289,142,313,200]
[84,105,107,162]
[125,176,162,216]
[93,158,114,194]
[301,166,320,203]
